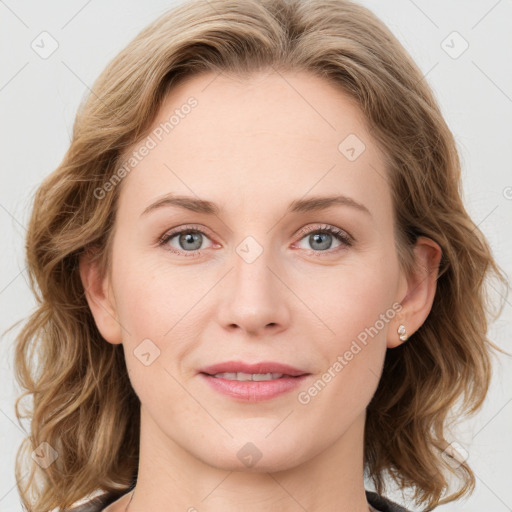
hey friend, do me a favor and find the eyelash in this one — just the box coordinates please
[158,223,353,258]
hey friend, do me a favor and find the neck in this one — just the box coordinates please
[125,407,373,512]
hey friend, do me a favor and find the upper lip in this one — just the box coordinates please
[199,361,309,377]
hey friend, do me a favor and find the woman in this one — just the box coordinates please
[13,0,508,511]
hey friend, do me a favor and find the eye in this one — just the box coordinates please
[158,223,353,258]
[294,224,353,254]
[159,225,214,257]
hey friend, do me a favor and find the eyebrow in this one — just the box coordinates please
[140,193,372,218]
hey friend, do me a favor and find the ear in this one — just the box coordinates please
[79,248,123,345]
[388,236,442,349]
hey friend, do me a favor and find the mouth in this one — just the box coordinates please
[198,360,309,378]
[198,361,311,402]
[202,371,299,381]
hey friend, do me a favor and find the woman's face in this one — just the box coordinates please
[83,70,429,473]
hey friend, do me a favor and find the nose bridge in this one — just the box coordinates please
[232,234,277,305]
[234,240,271,293]
[218,233,289,335]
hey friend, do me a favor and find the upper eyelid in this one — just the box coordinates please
[295,223,351,238]
[161,224,213,240]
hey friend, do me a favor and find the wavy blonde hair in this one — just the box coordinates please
[12,0,509,510]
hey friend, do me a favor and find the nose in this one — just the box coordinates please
[216,242,291,337]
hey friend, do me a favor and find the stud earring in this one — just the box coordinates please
[397,324,407,341]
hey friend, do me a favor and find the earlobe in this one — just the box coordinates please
[388,236,442,349]
[79,249,123,345]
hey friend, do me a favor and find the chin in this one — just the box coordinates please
[196,437,310,473]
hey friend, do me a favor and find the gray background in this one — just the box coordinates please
[1,1,511,510]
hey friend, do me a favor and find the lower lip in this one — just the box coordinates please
[199,373,310,402]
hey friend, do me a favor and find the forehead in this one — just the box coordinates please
[116,70,392,224]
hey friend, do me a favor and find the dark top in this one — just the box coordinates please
[63,490,411,511]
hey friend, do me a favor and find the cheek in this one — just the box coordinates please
[296,265,397,428]
[297,254,398,404]
[112,256,202,336]
[111,260,208,387]
[295,253,398,343]
[111,267,190,404]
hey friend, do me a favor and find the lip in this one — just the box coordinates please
[199,373,311,402]
[198,361,308,377]
[198,361,311,403]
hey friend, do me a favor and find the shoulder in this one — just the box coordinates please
[366,490,413,512]
[60,492,120,512]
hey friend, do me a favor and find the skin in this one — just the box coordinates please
[80,69,441,512]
